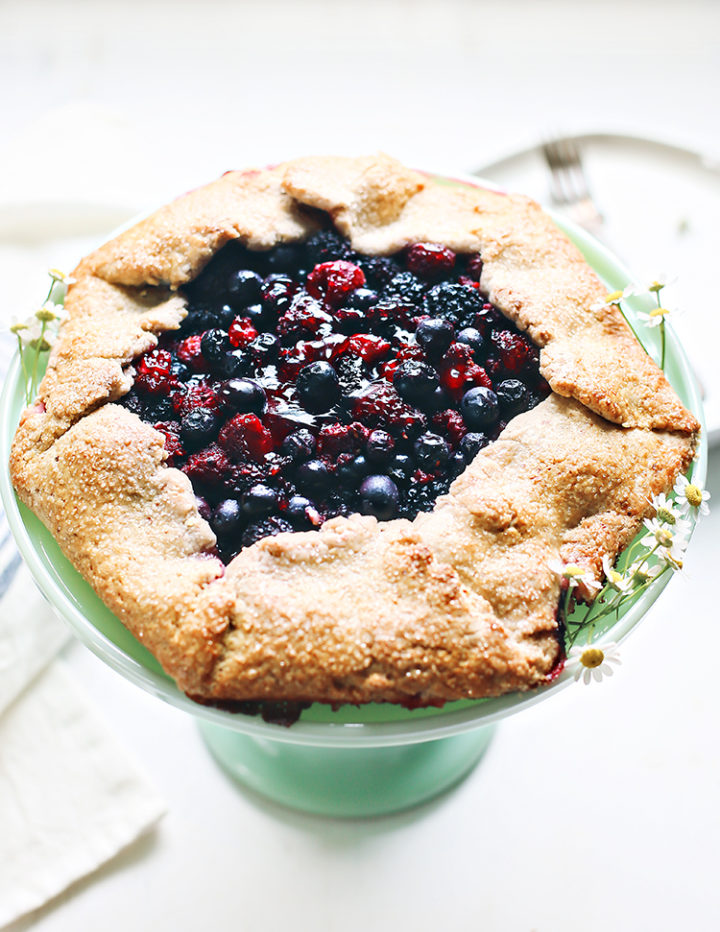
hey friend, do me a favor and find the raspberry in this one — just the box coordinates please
[137,348,173,377]
[277,293,333,340]
[430,409,467,445]
[464,254,484,281]
[154,421,185,463]
[406,243,456,281]
[345,334,391,365]
[176,334,205,371]
[491,330,537,374]
[183,443,233,487]
[228,317,259,348]
[218,413,274,462]
[172,381,222,417]
[351,382,427,440]
[306,261,366,307]
[317,423,369,457]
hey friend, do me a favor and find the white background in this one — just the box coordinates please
[2,1,720,930]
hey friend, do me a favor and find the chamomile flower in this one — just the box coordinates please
[636,304,673,329]
[47,268,76,286]
[628,558,662,585]
[9,314,42,347]
[549,560,601,594]
[601,555,633,594]
[568,641,622,684]
[674,474,711,517]
[590,288,627,312]
[649,492,684,526]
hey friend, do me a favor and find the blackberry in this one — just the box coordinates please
[242,516,293,548]
[383,271,426,305]
[424,282,484,328]
[361,255,403,289]
[303,230,354,266]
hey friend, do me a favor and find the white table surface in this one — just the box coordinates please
[2,1,720,930]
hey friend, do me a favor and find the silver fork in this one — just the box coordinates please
[541,136,605,237]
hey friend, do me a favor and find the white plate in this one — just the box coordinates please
[473,132,720,446]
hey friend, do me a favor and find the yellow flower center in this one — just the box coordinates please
[605,290,623,304]
[685,484,703,507]
[35,306,56,323]
[580,648,604,669]
[649,306,669,318]
[564,564,585,578]
[649,281,664,293]
[657,506,676,524]
[655,526,673,547]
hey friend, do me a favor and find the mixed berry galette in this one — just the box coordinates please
[10,155,699,718]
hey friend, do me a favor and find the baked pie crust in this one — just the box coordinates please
[10,155,699,708]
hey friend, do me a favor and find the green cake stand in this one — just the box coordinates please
[0,175,706,817]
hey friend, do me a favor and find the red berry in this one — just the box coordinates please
[137,348,172,376]
[317,422,369,457]
[491,330,536,374]
[177,334,205,371]
[465,254,484,281]
[431,409,467,445]
[172,381,221,417]
[154,421,185,463]
[218,413,273,462]
[406,242,456,281]
[306,261,366,306]
[345,334,391,365]
[182,443,233,487]
[228,317,258,348]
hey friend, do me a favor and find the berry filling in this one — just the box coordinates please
[121,230,549,563]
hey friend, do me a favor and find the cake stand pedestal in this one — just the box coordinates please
[199,720,495,817]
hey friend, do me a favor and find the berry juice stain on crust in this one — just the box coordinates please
[121,231,549,562]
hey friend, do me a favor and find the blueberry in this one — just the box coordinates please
[393,360,439,406]
[248,333,279,361]
[346,287,379,312]
[460,386,499,430]
[180,408,218,448]
[211,498,243,537]
[456,327,485,358]
[261,276,296,314]
[213,349,251,379]
[412,432,451,472]
[296,459,332,496]
[337,454,370,488]
[415,318,454,358]
[201,328,229,363]
[359,475,399,520]
[296,361,341,414]
[213,304,236,330]
[365,429,395,466]
[225,269,263,309]
[495,378,530,417]
[220,378,267,415]
[285,495,320,527]
[459,432,489,461]
[448,451,467,478]
[170,359,191,381]
[281,429,317,462]
[241,484,278,518]
[180,306,214,334]
[144,396,174,420]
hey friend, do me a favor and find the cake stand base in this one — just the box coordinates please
[198,721,495,817]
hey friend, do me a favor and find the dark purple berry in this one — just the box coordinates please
[459,432,488,461]
[394,360,439,407]
[220,378,267,415]
[281,429,317,461]
[384,271,426,305]
[346,287,379,311]
[460,386,499,429]
[495,379,530,417]
[296,361,341,414]
[416,318,454,358]
[359,475,399,520]
[285,495,321,527]
[365,429,395,465]
[296,459,333,496]
[212,498,243,537]
[456,327,485,358]
[337,454,370,488]
[180,408,218,448]
[225,269,262,309]
[201,328,229,364]
[413,432,451,472]
[241,484,278,518]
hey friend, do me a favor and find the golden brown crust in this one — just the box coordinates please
[10,154,699,707]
